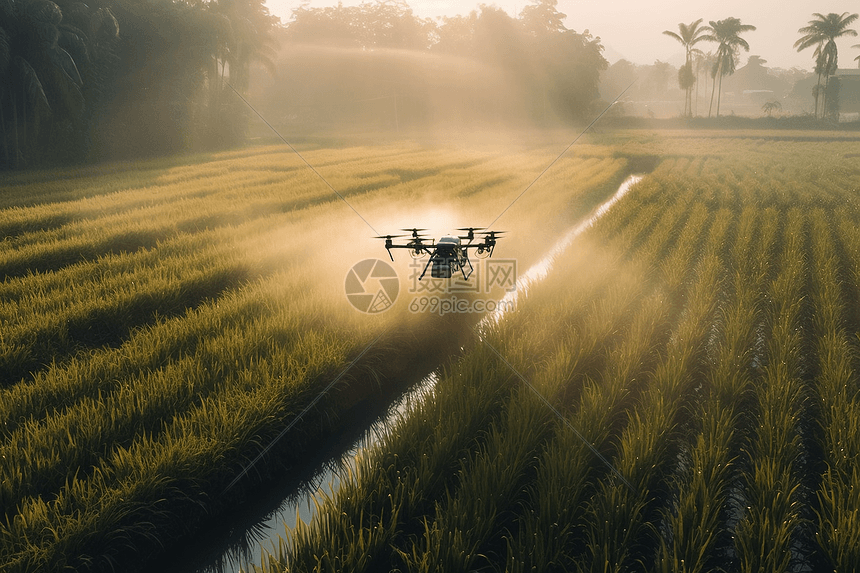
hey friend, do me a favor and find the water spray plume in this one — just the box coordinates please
[222,78,640,499]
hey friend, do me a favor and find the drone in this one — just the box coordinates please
[376,227,504,280]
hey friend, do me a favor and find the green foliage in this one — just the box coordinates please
[1,0,278,168]
[795,12,858,119]
[277,0,606,129]
[0,0,122,168]
[703,17,757,117]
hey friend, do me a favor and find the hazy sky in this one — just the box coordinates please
[267,0,860,71]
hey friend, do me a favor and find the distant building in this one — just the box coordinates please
[834,68,860,116]
[721,56,789,104]
[718,56,791,115]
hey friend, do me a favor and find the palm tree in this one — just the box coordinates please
[205,0,277,145]
[663,19,710,117]
[0,0,113,168]
[703,17,756,118]
[693,50,714,117]
[795,13,858,119]
[762,100,781,117]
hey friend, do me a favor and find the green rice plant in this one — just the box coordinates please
[656,202,781,572]
[658,202,710,295]
[0,141,634,571]
[476,285,677,572]
[0,319,364,570]
[574,218,722,572]
[816,462,860,570]
[396,359,566,572]
[271,346,519,573]
[733,209,808,573]
[809,208,860,571]
[501,198,720,572]
[263,161,677,572]
[9,133,860,572]
[654,407,740,573]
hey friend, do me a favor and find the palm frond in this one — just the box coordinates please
[26,0,62,25]
[51,47,83,86]
[0,26,9,76]
[12,56,51,116]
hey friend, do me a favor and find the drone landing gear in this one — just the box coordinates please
[419,253,473,280]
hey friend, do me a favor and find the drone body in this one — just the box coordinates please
[376,228,504,280]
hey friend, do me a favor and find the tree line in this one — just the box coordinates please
[1,0,277,170]
[268,0,607,130]
[1,0,608,169]
[664,11,859,120]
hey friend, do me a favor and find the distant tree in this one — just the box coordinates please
[220,0,278,92]
[360,0,437,50]
[103,0,279,154]
[539,28,607,121]
[0,0,121,169]
[472,5,526,66]
[601,58,637,96]
[434,12,477,55]
[762,100,781,116]
[704,17,756,117]
[694,50,715,116]
[285,0,436,50]
[677,62,695,113]
[1,0,280,167]
[279,0,605,128]
[516,0,607,122]
[812,51,828,117]
[207,0,278,144]
[520,0,566,37]
[663,18,710,117]
[284,3,363,47]
[644,59,674,98]
[795,12,858,119]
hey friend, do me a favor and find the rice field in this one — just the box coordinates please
[0,137,629,572]
[253,133,860,573]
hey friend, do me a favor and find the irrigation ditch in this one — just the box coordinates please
[155,173,646,573]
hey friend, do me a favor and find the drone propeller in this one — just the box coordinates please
[457,226,486,240]
[401,228,429,238]
[373,234,408,239]
[479,231,506,241]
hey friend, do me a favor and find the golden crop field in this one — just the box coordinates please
[251,132,860,573]
[5,131,860,573]
[0,137,630,572]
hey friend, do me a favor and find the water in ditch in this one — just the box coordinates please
[170,173,642,573]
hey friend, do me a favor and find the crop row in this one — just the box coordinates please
[262,136,860,572]
[0,141,628,571]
